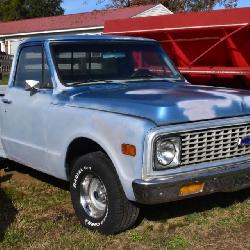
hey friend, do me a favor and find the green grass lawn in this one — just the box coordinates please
[0,166,249,250]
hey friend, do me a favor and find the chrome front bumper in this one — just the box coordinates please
[133,160,250,204]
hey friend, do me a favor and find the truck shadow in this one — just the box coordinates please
[5,161,69,191]
[140,188,250,222]
[0,173,17,242]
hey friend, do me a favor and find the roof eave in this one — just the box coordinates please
[0,26,104,39]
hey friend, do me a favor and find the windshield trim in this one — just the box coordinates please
[66,77,185,87]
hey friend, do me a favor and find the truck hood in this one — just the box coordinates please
[65,82,250,125]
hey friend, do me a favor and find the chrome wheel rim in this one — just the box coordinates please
[80,174,107,219]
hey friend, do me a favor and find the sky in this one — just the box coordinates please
[62,0,105,14]
[62,0,250,14]
[236,0,250,7]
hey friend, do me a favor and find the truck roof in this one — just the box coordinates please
[22,35,156,45]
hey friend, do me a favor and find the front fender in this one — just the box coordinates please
[46,104,156,201]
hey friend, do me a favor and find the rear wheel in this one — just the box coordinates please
[70,151,140,234]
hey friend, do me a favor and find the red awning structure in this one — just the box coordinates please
[104,8,250,89]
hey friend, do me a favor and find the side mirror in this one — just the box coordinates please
[25,80,40,91]
[25,80,40,96]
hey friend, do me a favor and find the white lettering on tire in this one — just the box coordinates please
[84,208,108,228]
[73,166,92,188]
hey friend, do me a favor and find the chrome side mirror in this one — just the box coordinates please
[25,80,40,91]
[25,80,40,96]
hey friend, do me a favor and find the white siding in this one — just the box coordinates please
[77,29,103,35]
[133,4,172,18]
[6,41,11,54]
[0,41,5,52]
[8,39,21,55]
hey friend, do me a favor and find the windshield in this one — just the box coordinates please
[51,42,183,86]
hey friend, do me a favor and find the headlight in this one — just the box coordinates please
[154,137,181,170]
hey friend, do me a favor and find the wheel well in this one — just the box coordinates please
[65,137,105,179]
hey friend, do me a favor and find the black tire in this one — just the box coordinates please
[70,151,140,234]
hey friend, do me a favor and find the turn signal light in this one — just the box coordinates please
[121,144,136,157]
[179,182,204,196]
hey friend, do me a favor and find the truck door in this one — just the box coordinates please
[1,45,53,171]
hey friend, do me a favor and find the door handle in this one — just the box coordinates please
[2,98,12,104]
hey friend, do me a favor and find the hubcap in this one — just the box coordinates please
[80,174,107,219]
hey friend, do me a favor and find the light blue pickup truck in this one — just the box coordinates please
[0,35,250,234]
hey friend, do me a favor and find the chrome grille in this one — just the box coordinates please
[180,123,250,166]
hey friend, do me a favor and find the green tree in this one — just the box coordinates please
[0,0,26,21]
[0,0,64,21]
[98,0,238,12]
[24,0,64,18]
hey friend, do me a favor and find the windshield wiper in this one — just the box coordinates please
[68,79,114,86]
[130,74,155,79]
[67,77,184,86]
[123,77,183,83]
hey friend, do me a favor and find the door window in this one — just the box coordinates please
[14,46,53,89]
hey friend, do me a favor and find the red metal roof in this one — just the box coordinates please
[0,4,156,36]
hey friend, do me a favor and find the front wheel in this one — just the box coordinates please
[70,151,140,234]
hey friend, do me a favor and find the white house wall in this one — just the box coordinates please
[0,41,4,52]
[8,39,20,55]
[134,4,172,17]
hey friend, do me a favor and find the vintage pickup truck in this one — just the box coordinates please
[0,35,249,234]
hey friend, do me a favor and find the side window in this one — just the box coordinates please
[15,46,42,88]
[14,46,53,89]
